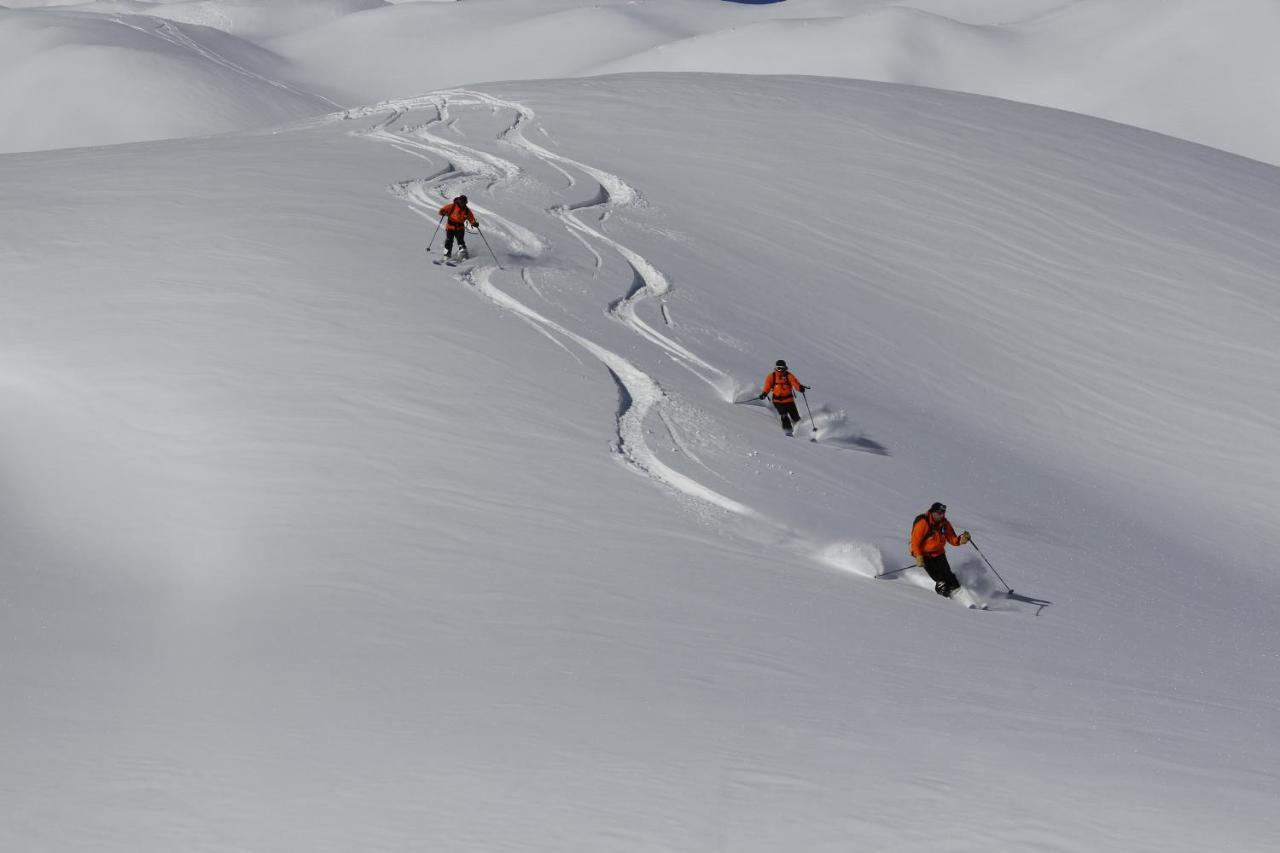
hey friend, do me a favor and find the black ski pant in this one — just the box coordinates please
[922,554,961,595]
[772,400,801,430]
[445,228,468,256]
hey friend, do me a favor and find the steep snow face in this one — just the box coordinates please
[2,75,1278,852]
[0,8,335,152]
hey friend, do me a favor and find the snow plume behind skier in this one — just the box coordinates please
[759,359,808,434]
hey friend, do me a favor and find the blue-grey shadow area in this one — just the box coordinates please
[955,558,1053,615]
[818,433,890,456]
[732,390,891,454]
[1002,590,1054,615]
[810,404,891,456]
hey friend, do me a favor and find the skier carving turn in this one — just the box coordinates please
[910,502,971,598]
[758,359,808,436]
[438,195,478,261]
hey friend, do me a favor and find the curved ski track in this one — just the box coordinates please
[353,91,981,601]
[359,92,758,523]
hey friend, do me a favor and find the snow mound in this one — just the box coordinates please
[272,2,685,103]
[5,0,390,40]
[6,0,1280,163]
[587,0,1280,165]
[0,9,334,153]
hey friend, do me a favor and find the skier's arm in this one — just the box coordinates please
[759,374,774,400]
[944,520,962,547]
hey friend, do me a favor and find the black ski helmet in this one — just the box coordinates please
[457,195,468,205]
[775,359,787,369]
[929,502,947,514]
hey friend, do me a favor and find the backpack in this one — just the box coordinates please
[770,370,796,398]
[909,513,929,552]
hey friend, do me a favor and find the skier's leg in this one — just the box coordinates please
[772,402,792,430]
[922,555,959,597]
[921,555,946,585]
[941,555,962,595]
[444,230,456,257]
[786,401,802,424]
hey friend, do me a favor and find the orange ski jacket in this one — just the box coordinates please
[439,202,477,232]
[762,369,804,404]
[911,514,961,558]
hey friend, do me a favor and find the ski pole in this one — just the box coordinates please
[475,224,503,270]
[969,539,1013,594]
[800,389,817,439]
[875,563,920,579]
[426,215,444,251]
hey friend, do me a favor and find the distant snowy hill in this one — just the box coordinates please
[272,0,1280,166]
[5,0,389,39]
[3,74,1278,851]
[588,0,1280,168]
[4,0,1280,164]
[0,8,335,152]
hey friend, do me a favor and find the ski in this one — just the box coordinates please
[430,254,470,267]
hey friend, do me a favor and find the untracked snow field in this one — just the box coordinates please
[2,72,1278,851]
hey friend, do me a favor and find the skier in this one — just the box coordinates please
[910,502,971,598]
[438,195,478,260]
[758,359,808,434]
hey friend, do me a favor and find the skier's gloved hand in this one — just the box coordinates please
[958,531,971,545]
[914,554,925,567]
[758,393,768,400]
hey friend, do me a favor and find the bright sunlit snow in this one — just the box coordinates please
[2,2,1278,852]
[5,0,1280,165]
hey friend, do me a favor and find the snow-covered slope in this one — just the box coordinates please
[4,0,390,39]
[0,8,335,153]
[3,75,1278,851]
[272,0,1280,165]
[590,0,1280,168]
[6,0,1280,165]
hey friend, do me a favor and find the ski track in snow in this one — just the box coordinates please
[357,94,759,523]
[352,90,970,600]
[107,16,343,110]
[462,264,760,520]
[465,90,733,397]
